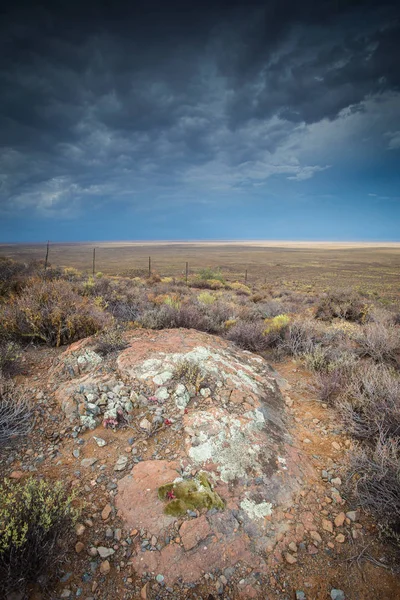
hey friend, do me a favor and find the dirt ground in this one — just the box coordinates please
[2,340,400,600]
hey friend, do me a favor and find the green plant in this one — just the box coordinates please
[198,291,216,305]
[0,478,78,596]
[197,267,225,283]
[158,472,224,516]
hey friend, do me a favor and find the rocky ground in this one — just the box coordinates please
[2,328,400,600]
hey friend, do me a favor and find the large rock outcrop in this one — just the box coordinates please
[52,329,315,584]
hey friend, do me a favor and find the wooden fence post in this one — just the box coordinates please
[245,269,248,284]
[148,256,151,277]
[185,261,189,284]
[92,248,96,276]
[44,240,50,271]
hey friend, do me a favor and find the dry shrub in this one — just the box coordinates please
[0,340,22,378]
[256,299,286,318]
[349,438,400,544]
[0,279,111,347]
[94,327,128,356]
[0,378,33,444]
[338,363,400,442]
[278,318,324,356]
[226,321,268,352]
[315,290,369,323]
[0,478,78,596]
[355,321,400,364]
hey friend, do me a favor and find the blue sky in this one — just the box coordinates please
[0,0,399,242]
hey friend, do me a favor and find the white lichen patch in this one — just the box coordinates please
[187,409,272,483]
[240,497,273,520]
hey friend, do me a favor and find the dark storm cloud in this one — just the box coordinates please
[0,0,399,217]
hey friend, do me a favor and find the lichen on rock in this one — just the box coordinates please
[158,472,225,516]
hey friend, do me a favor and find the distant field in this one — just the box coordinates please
[1,241,400,301]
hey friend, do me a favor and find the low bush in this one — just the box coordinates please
[226,321,269,352]
[355,321,400,364]
[0,341,22,377]
[197,267,225,283]
[173,360,204,391]
[0,279,111,347]
[0,378,33,444]
[0,478,78,596]
[94,327,128,356]
[349,438,400,545]
[338,363,400,442]
[315,290,369,323]
[278,318,324,357]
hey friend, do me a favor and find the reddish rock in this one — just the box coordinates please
[116,460,180,536]
[179,515,212,550]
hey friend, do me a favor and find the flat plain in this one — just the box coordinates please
[1,241,399,301]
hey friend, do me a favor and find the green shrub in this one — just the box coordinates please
[198,291,216,305]
[0,478,78,596]
[0,279,111,347]
[197,267,225,283]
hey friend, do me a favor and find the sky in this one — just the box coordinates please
[0,0,399,242]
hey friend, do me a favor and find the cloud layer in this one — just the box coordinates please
[0,0,399,238]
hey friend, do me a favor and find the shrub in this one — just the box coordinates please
[0,478,78,596]
[229,282,251,295]
[197,267,225,283]
[315,290,369,323]
[256,300,286,318]
[173,360,204,391]
[0,341,22,377]
[0,279,111,347]
[94,327,128,356]
[355,321,400,364]
[349,438,400,545]
[226,321,268,352]
[0,378,33,444]
[198,291,216,305]
[278,318,324,357]
[338,364,400,442]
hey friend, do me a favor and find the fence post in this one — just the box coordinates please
[148,256,151,277]
[44,240,50,271]
[92,248,96,276]
[185,261,189,284]
[245,269,248,284]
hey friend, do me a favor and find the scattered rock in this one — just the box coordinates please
[346,511,357,522]
[322,519,333,533]
[99,560,111,574]
[75,542,85,554]
[285,553,297,565]
[114,455,128,471]
[75,524,86,536]
[334,512,346,528]
[97,547,115,559]
[335,533,346,543]
[93,436,107,447]
[81,458,98,468]
[330,590,345,600]
[101,504,112,520]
